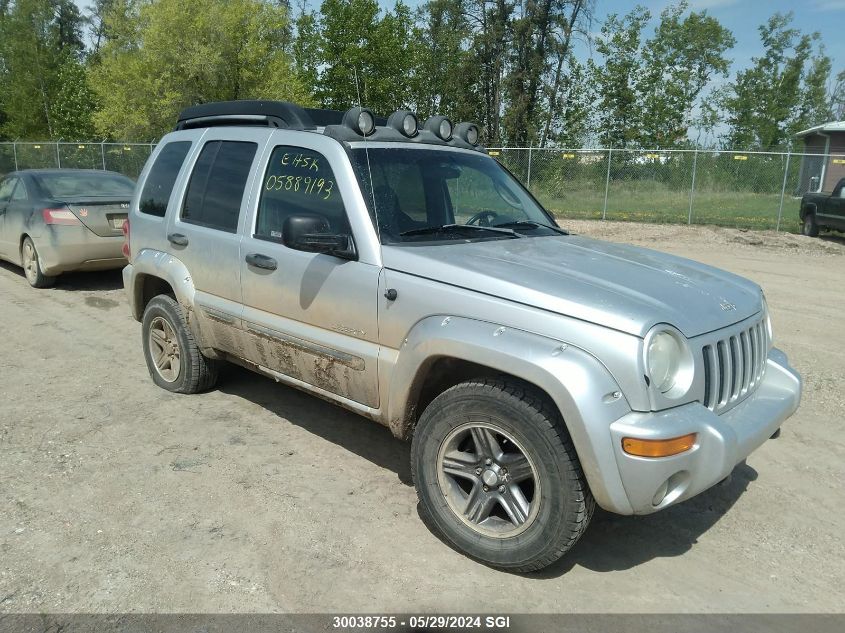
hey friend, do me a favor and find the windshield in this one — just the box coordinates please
[350,147,563,244]
[37,172,135,199]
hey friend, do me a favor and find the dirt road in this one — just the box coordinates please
[1,221,843,613]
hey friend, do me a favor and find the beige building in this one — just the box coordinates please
[796,121,845,193]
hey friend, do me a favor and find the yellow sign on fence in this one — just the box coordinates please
[488,150,500,156]
[645,153,660,159]
[832,159,845,165]
[562,153,575,159]
[734,155,748,161]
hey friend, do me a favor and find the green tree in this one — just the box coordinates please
[638,1,735,148]
[0,0,88,139]
[411,0,477,123]
[589,5,650,148]
[89,0,312,140]
[721,13,829,149]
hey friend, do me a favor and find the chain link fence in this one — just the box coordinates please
[2,142,839,232]
[0,142,155,180]
[490,147,844,232]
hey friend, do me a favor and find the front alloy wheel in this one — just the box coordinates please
[412,378,594,572]
[437,423,541,537]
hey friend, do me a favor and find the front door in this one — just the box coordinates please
[824,179,845,230]
[238,141,381,408]
[167,130,267,356]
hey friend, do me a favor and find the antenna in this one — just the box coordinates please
[355,67,381,242]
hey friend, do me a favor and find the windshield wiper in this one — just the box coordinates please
[399,224,523,238]
[492,220,569,235]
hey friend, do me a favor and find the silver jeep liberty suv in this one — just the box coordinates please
[123,101,802,572]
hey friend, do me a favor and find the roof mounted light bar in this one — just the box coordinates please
[173,100,485,151]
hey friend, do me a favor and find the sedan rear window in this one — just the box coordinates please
[37,172,135,199]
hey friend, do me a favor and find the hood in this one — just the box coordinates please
[382,235,763,338]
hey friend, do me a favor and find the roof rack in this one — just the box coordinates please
[175,100,318,131]
[305,108,388,128]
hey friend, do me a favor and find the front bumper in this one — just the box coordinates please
[607,347,801,515]
[36,226,126,275]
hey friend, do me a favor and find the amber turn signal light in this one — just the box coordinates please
[622,433,697,458]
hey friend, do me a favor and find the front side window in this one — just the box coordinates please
[140,141,192,217]
[255,146,350,242]
[181,140,257,233]
[350,147,562,244]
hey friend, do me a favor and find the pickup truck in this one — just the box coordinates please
[800,177,845,236]
[122,100,802,572]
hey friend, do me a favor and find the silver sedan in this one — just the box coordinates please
[0,169,134,287]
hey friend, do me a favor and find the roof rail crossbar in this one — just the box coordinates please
[175,100,317,131]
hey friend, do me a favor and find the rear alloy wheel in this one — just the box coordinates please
[20,237,55,288]
[141,295,218,394]
[801,213,819,237]
[412,378,594,572]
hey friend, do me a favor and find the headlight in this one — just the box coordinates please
[644,326,694,397]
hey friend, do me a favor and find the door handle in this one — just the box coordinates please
[167,233,189,246]
[245,253,277,271]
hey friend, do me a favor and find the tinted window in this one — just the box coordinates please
[255,146,350,242]
[181,141,257,233]
[0,178,17,202]
[139,141,191,217]
[37,172,133,198]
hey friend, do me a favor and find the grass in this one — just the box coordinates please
[534,185,802,233]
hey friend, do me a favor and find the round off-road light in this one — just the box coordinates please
[425,115,453,141]
[343,107,376,136]
[455,122,480,145]
[387,110,418,137]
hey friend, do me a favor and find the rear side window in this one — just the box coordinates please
[0,178,18,202]
[255,146,350,242]
[139,141,191,217]
[181,140,257,233]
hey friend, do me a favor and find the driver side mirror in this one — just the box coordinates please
[282,214,356,259]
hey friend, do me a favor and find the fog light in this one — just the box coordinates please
[622,433,697,458]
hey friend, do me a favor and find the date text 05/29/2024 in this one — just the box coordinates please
[332,615,512,629]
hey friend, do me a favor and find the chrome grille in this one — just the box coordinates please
[702,319,768,413]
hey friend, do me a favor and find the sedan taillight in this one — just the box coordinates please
[42,207,82,225]
[122,217,131,259]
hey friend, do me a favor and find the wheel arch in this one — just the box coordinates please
[800,202,817,220]
[126,250,196,321]
[386,315,635,514]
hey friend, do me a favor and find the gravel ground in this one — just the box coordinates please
[0,220,843,614]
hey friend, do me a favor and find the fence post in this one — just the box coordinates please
[777,151,791,232]
[55,142,61,168]
[602,147,612,220]
[101,143,107,170]
[527,144,533,189]
[12,142,18,171]
[688,149,699,225]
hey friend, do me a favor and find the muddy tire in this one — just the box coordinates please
[411,378,593,572]
[801,212,819,237]
[20,237,56,288]
[141,294,218,394]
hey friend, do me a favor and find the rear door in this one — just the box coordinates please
[167,129,268,357]
[0,177,18,258]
